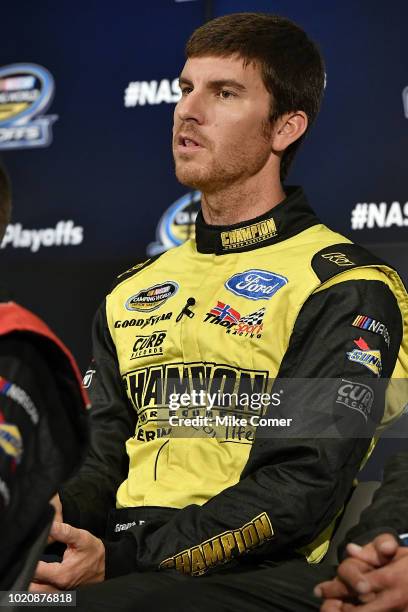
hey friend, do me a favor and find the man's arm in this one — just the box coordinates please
[102,278,403,578]
[60,300,137,537]
[0,334,85,587]
[337,452,408,556]
[317,453,408,611]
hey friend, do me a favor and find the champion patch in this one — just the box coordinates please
[352,315,390,347]
[225,269,288,301]
[347,338,382,377]
[125,281,179,313]
[220,218,277,250]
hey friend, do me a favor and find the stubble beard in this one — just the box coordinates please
[173,118,273,195]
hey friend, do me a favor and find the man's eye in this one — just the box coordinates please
[219,90,235,99]
[181,86,192,96]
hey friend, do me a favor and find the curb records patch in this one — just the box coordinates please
[125,281,179,312]
[225,269,288,301]
[335,379,374,421]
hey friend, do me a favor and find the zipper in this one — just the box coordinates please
[154,440,169,480]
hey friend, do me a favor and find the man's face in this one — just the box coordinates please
[172,55,274,193]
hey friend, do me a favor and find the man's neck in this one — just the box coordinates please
[200,176,286,226]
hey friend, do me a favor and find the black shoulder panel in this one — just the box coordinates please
[110,254,162,291]
[311,242,392,284]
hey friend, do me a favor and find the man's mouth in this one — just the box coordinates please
[177,134,203,149]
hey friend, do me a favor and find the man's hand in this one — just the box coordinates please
[49,494,63,523]
[47,494,63,544]
[320,551,408,611]
[31,522,105,591]
[316,534,408,611]
[317,558,374,611]
[345,533,400,568]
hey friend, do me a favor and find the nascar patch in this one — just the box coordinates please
[125,281,179,313]
[347,338,382,377]
[352,315,390,347]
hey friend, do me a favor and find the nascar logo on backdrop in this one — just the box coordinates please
[147,191,201,256]
[0,63,57,149]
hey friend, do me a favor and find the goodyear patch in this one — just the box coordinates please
[160,512,274,575]
[347,338,382,377]
[125,281,178,313]
[220,218,277,251]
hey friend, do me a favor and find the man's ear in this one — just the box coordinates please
[271,111,308,152]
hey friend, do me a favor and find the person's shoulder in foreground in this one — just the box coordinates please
[0,164,88,590]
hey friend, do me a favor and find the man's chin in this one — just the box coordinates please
[175,165,209,191]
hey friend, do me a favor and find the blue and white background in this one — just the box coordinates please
[1,0,407,474]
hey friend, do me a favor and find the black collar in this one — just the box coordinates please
[195,186,320,255]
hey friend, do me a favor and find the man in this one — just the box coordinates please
[0,164,89,590]
[34,12,408,609]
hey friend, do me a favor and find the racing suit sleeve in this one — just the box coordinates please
[337,451,408,558]
[102,278,404,577]
[60,301,137,537]
[0,334,85,585]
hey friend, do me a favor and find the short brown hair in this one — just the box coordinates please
[0,165,12,241]
[186,12,325,180]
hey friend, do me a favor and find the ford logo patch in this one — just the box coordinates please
[225,269,288,300]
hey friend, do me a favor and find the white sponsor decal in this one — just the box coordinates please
[1,220,84,252]
[351,202,408,230]
[336,379,374,421]
[124,78,181,107]
[114,521,137,532]
[83,369,96,389]
[0,476,10,506]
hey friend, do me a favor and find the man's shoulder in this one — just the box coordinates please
[309,236,393,284]
[108,241,191,294]
[110,256,161,291]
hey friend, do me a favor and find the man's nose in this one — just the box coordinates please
[176,90,206,124]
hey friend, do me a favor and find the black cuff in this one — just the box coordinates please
[59,490,81,528]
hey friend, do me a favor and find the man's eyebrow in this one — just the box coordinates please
[178,77,247,91]
[179,76,193,87]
